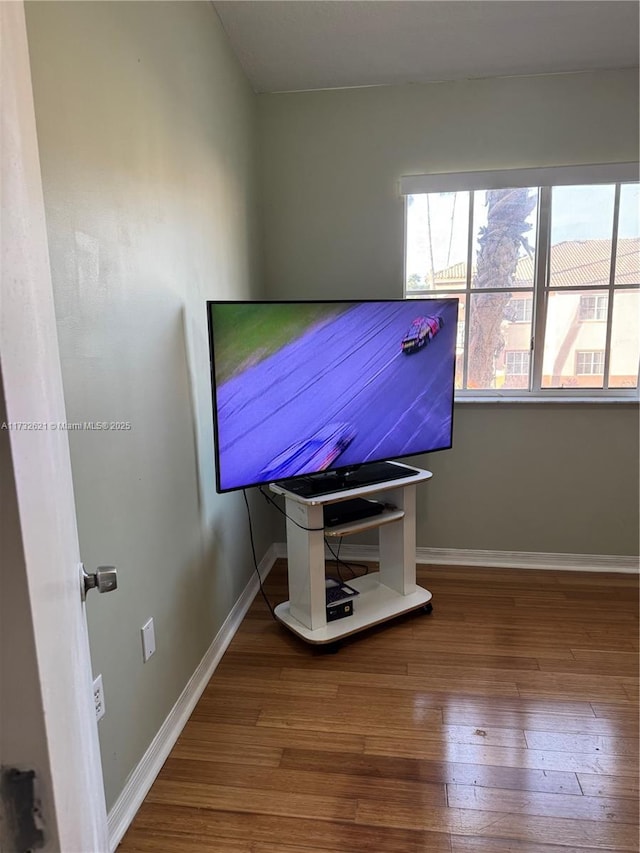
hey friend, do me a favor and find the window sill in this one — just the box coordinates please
[455,394,639,405]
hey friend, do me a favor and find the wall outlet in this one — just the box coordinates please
[141,617,156,662]
[93,674,105,722]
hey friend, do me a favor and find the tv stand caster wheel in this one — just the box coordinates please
[322,640,342,654]
[422,602,433,615]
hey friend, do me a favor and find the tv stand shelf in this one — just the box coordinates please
[270,462,433,645]
[323,507,405,538]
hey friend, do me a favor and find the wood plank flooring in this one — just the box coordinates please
[119,560,639,852]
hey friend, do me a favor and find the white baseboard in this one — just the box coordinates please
[414,547,639,573]
[276,541,639,574]
[107,543,279,852]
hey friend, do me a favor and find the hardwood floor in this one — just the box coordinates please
[119,560,639,852]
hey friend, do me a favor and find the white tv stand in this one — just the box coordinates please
[269,462,433,646]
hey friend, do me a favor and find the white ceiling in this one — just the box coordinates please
[213,1,640,94]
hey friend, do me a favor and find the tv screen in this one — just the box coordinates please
[207,299,458,493]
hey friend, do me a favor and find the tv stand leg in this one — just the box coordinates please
[378,484,417,595]
[283,498,326,631]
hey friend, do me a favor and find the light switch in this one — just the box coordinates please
[141,617,156,662]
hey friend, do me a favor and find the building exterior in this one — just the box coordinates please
[409,238,639,390]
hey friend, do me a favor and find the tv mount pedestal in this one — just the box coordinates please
[269,462,433,646]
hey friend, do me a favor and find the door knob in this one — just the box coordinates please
[81,564,117,598]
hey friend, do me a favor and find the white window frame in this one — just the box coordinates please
[401,163,640,402]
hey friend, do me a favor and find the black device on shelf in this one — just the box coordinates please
[326,600,354,622]
[323,497,386,527]
[325,579,358,622]
[207,299,458,495]
[325,580,359,604]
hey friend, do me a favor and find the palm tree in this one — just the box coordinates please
[467,188,536,388]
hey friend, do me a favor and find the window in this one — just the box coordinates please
[579,294,608,321]
[576,351,605,375]
[505,351,530,375]
[402,164,639,398]
[503,350,530,389]
[510,298,533,323]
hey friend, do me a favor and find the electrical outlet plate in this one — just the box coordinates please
[93,674,105,722]
[141,617,156,662]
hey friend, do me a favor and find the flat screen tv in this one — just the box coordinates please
[207,299,458,495]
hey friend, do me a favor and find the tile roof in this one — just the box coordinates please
[430,238,639,289]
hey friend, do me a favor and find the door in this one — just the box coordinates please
[0,3,109,850]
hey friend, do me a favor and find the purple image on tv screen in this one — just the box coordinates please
[207,299,458,492]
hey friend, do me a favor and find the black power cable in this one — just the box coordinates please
[243,489,276,620]
[324,536,370,581]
